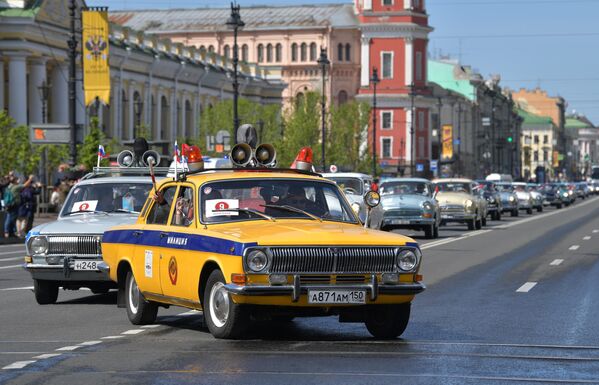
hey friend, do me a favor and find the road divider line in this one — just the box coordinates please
[55,346,80,351]
[569,245,580,251]
[0,286,33,291]
[178,310,201,316]
[0,256,24,261]
[0,264,22,270]
[78,341,102,346]
[2,360,36,370]
[101,335,124,339]
[550,259,564,266]
[593,230,599,233]
[516,282,537,293]
[121,329,145,335]
[32,353,61,359]
[0,250,24,256]
[140,325,161,329]
[583,236,591,240]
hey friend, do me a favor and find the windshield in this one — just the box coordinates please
[327,177,364,195]
[495,184,514,192]
[380,181,430,196]
[513,184,528,192]
[61,182,152,216]
[435,182,471,194]
[200,179,358,224]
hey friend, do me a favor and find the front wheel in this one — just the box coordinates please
[467,218,475,231]
[512,209,518,217]
[424,224,434,239]
[125,271,158,325]
[482,216,487,226]
[557,203,562,209]
[203,270,248,339]
[33,279,58,305]
[364,303,411,339]
[475,215,482,230]
[537,206,543,213]
[526,208,533,215]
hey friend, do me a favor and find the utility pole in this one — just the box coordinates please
[370,67,380,177]
[410,83,415,176]
[68,0,78,166]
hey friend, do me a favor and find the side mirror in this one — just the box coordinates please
[364,191,381,208]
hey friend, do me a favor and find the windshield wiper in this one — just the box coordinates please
[261,204,322,222]
[62,210,109,216]
[213,208,276,222]
[109,209,140,214]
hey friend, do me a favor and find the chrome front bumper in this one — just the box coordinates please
[224,274,425,302]
[24,261,112,282]
[382,217,435,226]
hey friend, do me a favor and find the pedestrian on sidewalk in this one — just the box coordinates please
[16,175,41,238]
[3,174,32,238]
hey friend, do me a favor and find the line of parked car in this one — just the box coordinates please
[325,173,597,240]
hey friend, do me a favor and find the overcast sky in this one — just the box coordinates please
[89,0,599,124]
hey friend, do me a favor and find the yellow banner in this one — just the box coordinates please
[82,9,110,106]
[441,124,453,160]
[552,150,559,168]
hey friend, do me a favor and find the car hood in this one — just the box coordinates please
[435,192,472,206]
[515,191,531,199]
[380,194,428,209]
[205,220,417,247]
[29,214,139,237]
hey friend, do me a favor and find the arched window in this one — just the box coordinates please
[199,45,206,53]
[133,91,142,131]
[208,45,215,53]
[291,43,298,62]
[257,44,264,62]
[300,43,307,61]
[295,92,305,109]
[338,90,348,105]
[121,90,128,140]
[337,43,343,61]
[345,43,351,61]
[160,95,169,140]
[241,44,249,62]
[310,42,317,61]
[184,100,192,139]
[223,45,230,59]
[151,95,158,140]
[275,43,282,62]
[266,43,273,63]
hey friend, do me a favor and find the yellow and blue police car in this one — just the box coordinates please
[100,144,425,339]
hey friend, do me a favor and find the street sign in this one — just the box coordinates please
[430,160,438,171]
[329,164,338,173]
[30,124,72,144]
[416,163,424,172]
[482,117,491,126]
[454,138,461,145]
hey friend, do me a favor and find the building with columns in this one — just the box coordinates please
[0,0,283,152]
[111,0,434,175]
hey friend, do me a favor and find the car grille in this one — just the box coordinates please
[385,208,423,217]
[269,247,397,273]
[440,205,464,213]
[47,235,102,256]
[299,274,367,285]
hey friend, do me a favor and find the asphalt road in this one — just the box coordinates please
[1,197,599,384]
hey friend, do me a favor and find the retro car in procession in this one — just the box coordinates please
[367,178,441,239]
[24,175,154,304]
[495,182,520,216]
[322,172,372,222]
[526,183,544,212]
[100,145,425,339]
[512,182,534,214]
[540,183,569,209]
[432,178,487,230]
[475,180,503,220]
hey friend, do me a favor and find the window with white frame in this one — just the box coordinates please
[381,52,393,79]
[383,0,393,5]
[382,138,392,158]
[381,111,392,130]
[415,51,423,81]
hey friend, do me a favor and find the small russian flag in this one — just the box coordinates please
[97,145,108,158]
[173,141,180,162]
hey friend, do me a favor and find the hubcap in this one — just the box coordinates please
[128,275,139,315]
[209,282,230,328]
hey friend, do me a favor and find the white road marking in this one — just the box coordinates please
[0,250,24,256]
[583,236,591,240]
[101,335,124,339]
[0,264,22,270]
[178,310,201,316]
[32,353,61,359]
[55,346,80,351]
[78,340,102,346]
[2,360,36,370]
[0,256,23,261]
[121,329,145,335]
[569,245,580,251]
[550,259,564,266]
[516,282,538,293]
[140,324,161,329]
[0,286,33,291]
[593,229,599,233]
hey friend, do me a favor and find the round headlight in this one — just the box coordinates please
[30,236,48,255]
[396,249,418,271]
[422,201,433,211]
[563,192,569,197]
[246,249,269,272]
[509,196,515,202]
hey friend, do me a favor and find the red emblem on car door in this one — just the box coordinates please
[168,256,178,285]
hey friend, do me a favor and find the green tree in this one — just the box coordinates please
[0,111,41,175]
[77,117,110,170]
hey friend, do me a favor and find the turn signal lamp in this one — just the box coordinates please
[231,274,247,284]
[291,147,314,171]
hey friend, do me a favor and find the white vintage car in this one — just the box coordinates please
[322,172,373,222]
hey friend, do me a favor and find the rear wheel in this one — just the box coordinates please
[33,279,58,305]
[497,211,502,221]
[537,206,543,212]
[364,303,411,339]
[433,221,439,238]
[203,269,248,339]
[424,224,434,239]
[467,218,475,231]
[91,287,110,295]
[557,203,562,209]
[482,216,487,226]
[125,271,158,325]
[475,215,482,230]
[511,209,518,217]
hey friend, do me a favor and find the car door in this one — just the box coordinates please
[159,183,198,302]
[133,184,178,296]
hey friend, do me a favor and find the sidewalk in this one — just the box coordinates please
[0,212,58,245]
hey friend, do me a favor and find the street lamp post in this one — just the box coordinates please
[37,81,50,124]
[409,83,415,176]
[436,97,442,170]
[68,0,78,166]
[133,95,143,139]
[370,67,380,177]
[226,2,244,144]
[317,47,330,172]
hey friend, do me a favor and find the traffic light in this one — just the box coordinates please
[507,136,513,143]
